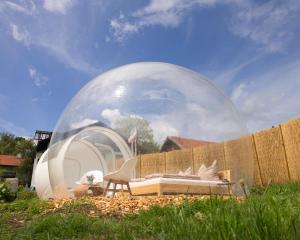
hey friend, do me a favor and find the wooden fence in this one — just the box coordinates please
[134,117,300,186]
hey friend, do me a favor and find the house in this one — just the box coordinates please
[0,155,22,179]
[160,136,212,152]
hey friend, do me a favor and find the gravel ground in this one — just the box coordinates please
[47,194,242,217]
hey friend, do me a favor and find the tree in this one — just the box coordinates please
[15,139,36,186]
[0,133,36,185]
[0,133,17,155]
[114,117,160,154]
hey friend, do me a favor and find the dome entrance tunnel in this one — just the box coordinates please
[35,126,132,199]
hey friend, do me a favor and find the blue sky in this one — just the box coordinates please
[0,0,300,137]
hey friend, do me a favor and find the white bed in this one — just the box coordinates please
[129,177,232,196]
[130,178,224,187]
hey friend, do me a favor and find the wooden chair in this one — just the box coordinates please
[103,157,137,197]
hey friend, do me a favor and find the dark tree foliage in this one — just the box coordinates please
[137,141,160,154]
[0,133,17,155]
[0,133,36,185]
[114,117,160,154]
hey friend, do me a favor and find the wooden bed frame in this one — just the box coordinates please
[131,170,234,196]
[131,182,233,196]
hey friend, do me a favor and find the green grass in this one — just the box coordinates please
[1,183,300,239]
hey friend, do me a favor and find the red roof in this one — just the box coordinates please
[0,155,22,166]
[167,136,212,149]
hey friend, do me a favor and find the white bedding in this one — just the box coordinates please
[130,177,224,188]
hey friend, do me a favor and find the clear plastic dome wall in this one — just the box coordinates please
[47,62,254,198]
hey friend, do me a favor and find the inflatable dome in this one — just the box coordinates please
[35,62,254,199]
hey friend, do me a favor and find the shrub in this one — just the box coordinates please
[0,181,15,202]
[17,188,37,200]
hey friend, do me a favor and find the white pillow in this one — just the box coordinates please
[197,164,207,176]
[178,167,192,176]
[197,160,219,180]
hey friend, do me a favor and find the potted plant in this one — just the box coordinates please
[86,174,103,196]
[86,175,95,186]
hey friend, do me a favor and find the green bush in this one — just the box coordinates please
[17,187,37,200]
[0,181,15,202]
[17,190,37,200]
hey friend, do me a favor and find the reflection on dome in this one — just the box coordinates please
[34,62,254,199]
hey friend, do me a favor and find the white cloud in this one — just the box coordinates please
[10,25,97,74]
[10,24,31,46]
[110,0,219,41]
[109,0,300,52]
[71,118,98,129]
[2,2,98,75]
[231,83,246,103]
[37,40,98,74]
[231,58,300,132]
[213,54,264,89]
[0,1,35,15]
[101,108,122,127]
[142,89,178,102]
[0,117,30,136]
[43,0,76,14]
[28,67,48,87]
[150,120,179,143]
[110,15,139,42]
[230,0,300,52]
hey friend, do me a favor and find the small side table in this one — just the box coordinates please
[88,185,104,196]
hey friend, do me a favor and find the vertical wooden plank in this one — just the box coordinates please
[140,153,165,177]
[251,135,263,186]
[155,152,166,174]
[254,127,290,184]
[165,149,193,174]
[281,118,300,181]
[193,143,226,174]
[134,155,141,178]
[224,136,255,185]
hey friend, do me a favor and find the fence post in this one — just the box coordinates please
[139,154,142,178]
[222,143,227,170]
[164,152,166,174]
[191,147,195,174]
[279,124,291,181]
[252,134,263,185]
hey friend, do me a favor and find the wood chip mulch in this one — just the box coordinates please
[44,194,243,217]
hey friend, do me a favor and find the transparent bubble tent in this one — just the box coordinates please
[34,62,254,199]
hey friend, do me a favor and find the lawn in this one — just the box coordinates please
[1,183,300,240]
